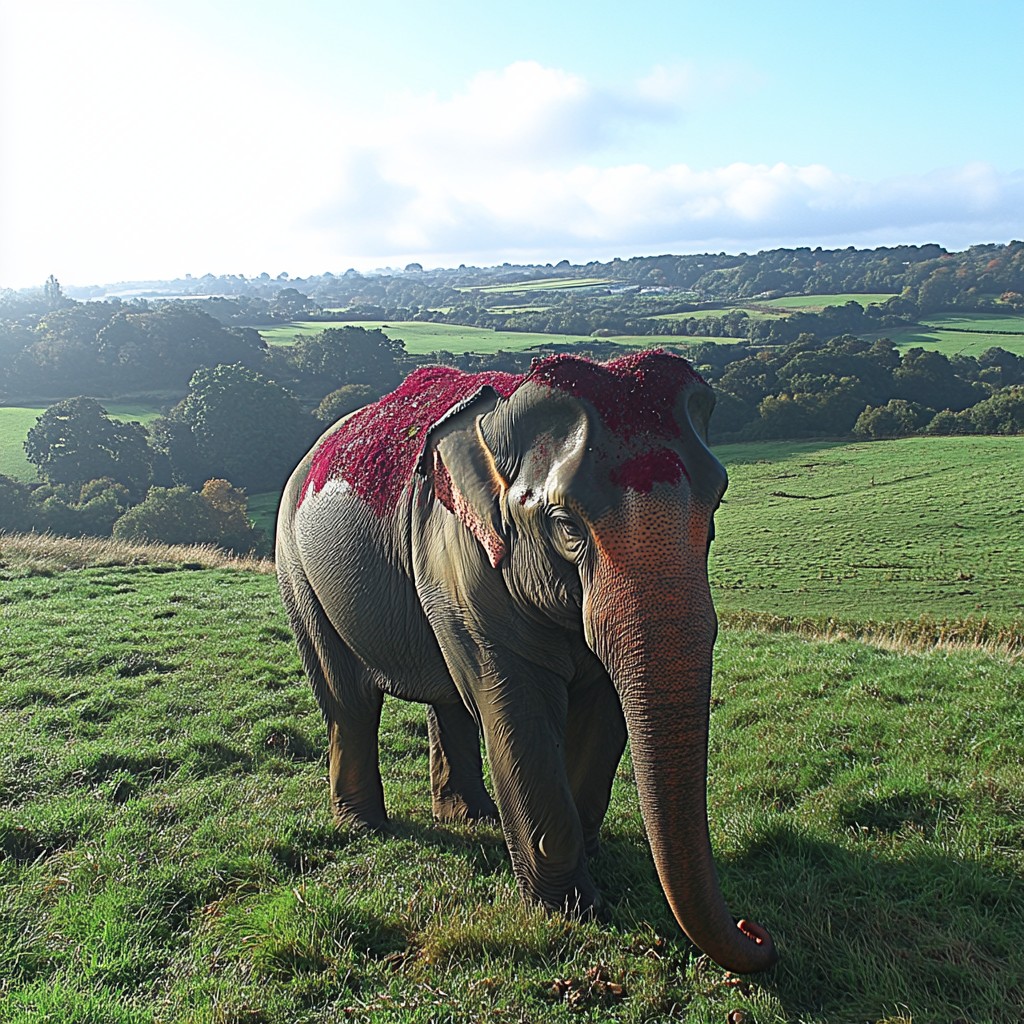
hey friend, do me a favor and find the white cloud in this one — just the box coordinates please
[303,62,1023,267]
[312,132,1024,265]
[3,32,1021,289]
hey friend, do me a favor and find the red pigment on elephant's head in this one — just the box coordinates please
[298,366,521,512]
[609,448,691,494]
[526,349,704,442]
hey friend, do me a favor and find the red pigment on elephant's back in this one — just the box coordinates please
[298,351,705,513]
[298,366,521,512]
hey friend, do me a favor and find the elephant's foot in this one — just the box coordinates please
[432,789,499,823]
[519,860,603,922]
[332,798,388,833]
[532,879,604,921]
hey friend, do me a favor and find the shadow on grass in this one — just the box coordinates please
[274,810,1022,1019]
[385,815,510,878]
[720,825,1024,1021]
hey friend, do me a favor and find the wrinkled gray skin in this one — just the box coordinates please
[276,359,776,973]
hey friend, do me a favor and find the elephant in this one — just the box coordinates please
[276,349,776,974]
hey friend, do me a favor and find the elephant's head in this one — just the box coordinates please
[432,350,776,974]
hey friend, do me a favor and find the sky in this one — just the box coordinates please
[2,0,1023,289]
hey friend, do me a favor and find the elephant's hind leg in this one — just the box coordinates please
[279,568,387,830]
[427,703,499,822]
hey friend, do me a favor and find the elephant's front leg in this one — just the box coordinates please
[427,702,498,822]
[472,657,600,917]
[565,672,627,859]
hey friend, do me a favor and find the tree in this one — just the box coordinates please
[200,478,264,553]
[0,474,35,533]
[112,480,262,553]
[315,384,376,423]
[286,326,403,399]
[892,348,981,412]
[963,386,1024,434]
[167,363,314,493]
[24,397,152,499]
[853,399,933,439]
[43,275,65,310]
[113,486,220,547]
[94,306,267,390]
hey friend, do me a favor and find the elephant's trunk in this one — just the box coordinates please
[585,510,776,974]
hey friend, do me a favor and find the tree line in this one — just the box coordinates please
[0,303,408,551]
[2,243,1023,552]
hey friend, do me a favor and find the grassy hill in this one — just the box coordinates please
[2,462,1023,1023]
[711,436,1024,634]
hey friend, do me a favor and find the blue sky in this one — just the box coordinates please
[2,0,1022,288]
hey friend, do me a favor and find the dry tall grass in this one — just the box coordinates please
[0,530,275,575]
[3,532,1019,661]
[720,609,1023,661]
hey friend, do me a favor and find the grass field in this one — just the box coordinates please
[248,491,281,540]
[710,436,1024,633]
[650,307,788,323]
[257,320,688,356]
[873,311,1024,358]
[258,321,594,353]
[0,408,40,480]
[756,294,897,311]
[0,534,1021,1022]
[880,328,1024,358]
[920,312,1024,334]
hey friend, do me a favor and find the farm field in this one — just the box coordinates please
[920,311,1024,334]
[755,293,897,311]
[258,320,687,355]
[878,311,1024,357]
[254,306,1024,358]
[0,534,1021,1022]
[710,435,1024,632]
[881,327,1024,358]
[259,320,593,353]
[650,307,787,322]
[248,490,282,540]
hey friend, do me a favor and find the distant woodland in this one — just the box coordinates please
[2,242,1023,550]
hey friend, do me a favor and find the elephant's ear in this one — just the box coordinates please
[432,419,508,569]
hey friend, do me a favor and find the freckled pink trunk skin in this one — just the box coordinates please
[586,506,777,975]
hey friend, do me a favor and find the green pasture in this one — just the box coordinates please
[259,320,588,353]
[877,311,1024,357]
[710,435,1024,630]
[0,408,42,481]
[755,293,897,311]
[258,322,344,346]
[920,311,1024,334]
[0,404,164,483]
[248,491,281,540]
[880,327,1024,358]
[1,539,1021,1022]
[258,320,741,356]
[650,307,787,322]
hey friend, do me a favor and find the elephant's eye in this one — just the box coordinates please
[550,510,587,562]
